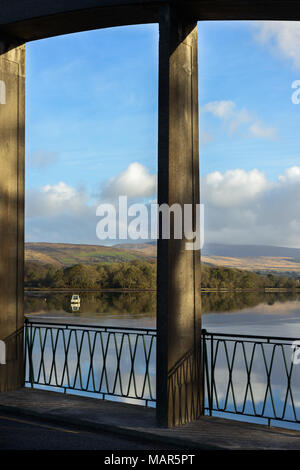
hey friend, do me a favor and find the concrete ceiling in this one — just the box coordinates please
[1,0,300,42]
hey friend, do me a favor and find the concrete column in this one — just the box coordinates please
[156,6,202,427]
[0,37,25,391]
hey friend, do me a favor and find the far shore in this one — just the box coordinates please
[24,287,300,293]
[24,288,156,293]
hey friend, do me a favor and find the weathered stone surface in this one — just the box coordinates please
[157,5,201,427]
[0,40,25,392]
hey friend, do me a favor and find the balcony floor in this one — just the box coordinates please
[0,388,299,450]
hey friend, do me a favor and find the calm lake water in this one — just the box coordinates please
[24,291,300,429]
[25,290,300,337]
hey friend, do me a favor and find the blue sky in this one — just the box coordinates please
[25,21,300,247]
[26,25,158,189]
[199,21,300,179]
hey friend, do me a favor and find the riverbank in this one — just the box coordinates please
[24,288,156,293]
[25,287,300,293]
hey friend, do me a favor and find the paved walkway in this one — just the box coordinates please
[0,388,300,450]
[0,411,178,450]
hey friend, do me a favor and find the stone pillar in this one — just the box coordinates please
[0,37,25,392]
[156,6,202,427]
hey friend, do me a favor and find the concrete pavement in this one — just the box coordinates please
[0,410,179,450]
[0,388,300,450]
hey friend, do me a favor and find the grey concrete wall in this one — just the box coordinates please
[156,6,202,427]
[0,38,25,392]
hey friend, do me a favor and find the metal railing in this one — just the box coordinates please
[24,319,156,406]
[24,320,300,427]
[202,330,300,427]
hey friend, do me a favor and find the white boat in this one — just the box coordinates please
[71,304,80,312]
[71,294,80,304]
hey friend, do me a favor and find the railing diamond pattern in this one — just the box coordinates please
[25,320,156,406]
[202,331,300,426]
[25,320,300,427]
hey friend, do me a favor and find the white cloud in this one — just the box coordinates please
[27,150,58,169]
[200,131,213,145]
[101,162,156,199]
[202,100,275,139]
[25,163,300,249]
[26,181,97,244]
[26,163,157,244]
[202,165,300,248]
[26,182,87,218]
[202,100,236,119]
[278,166,300,183]
[253,21,300,68]
[203,169,268,207]
[249,122,277,139]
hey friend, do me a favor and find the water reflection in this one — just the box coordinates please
[25,291,156,329]
[25,322,156,406]
[24,291,300,428]
[204,295,300,337]
[25,291,300,335]
[203,333,300,428]
[71,293,81,312]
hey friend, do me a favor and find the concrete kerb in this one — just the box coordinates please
[0,398,219,450]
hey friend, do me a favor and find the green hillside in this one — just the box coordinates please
[24,257,300,291]
[25,242,155,267]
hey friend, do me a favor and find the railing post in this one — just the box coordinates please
[209,333,214,416]
[201,329,208,415]
[25,320,34,387]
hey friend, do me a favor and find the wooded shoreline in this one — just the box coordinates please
[25,287,300,293]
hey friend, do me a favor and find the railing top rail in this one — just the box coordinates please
[201,329,300,343]
[24,320,300,341]
[24,317,157,334]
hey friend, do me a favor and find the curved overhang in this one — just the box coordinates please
[0,1,161,42]
[1,0,300,42]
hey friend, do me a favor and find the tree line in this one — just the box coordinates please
[24,260,156,290]
[24,260,300,290]
[200,265,300,290]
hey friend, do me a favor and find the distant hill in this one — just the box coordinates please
[113,241,300,275]
[25,241,300,275]
[114,242,157,257]
[113,241,300,258]
[25,242,155,267]
[114,241,300,258]
[202,243,300,258]
[201,243,300,275]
